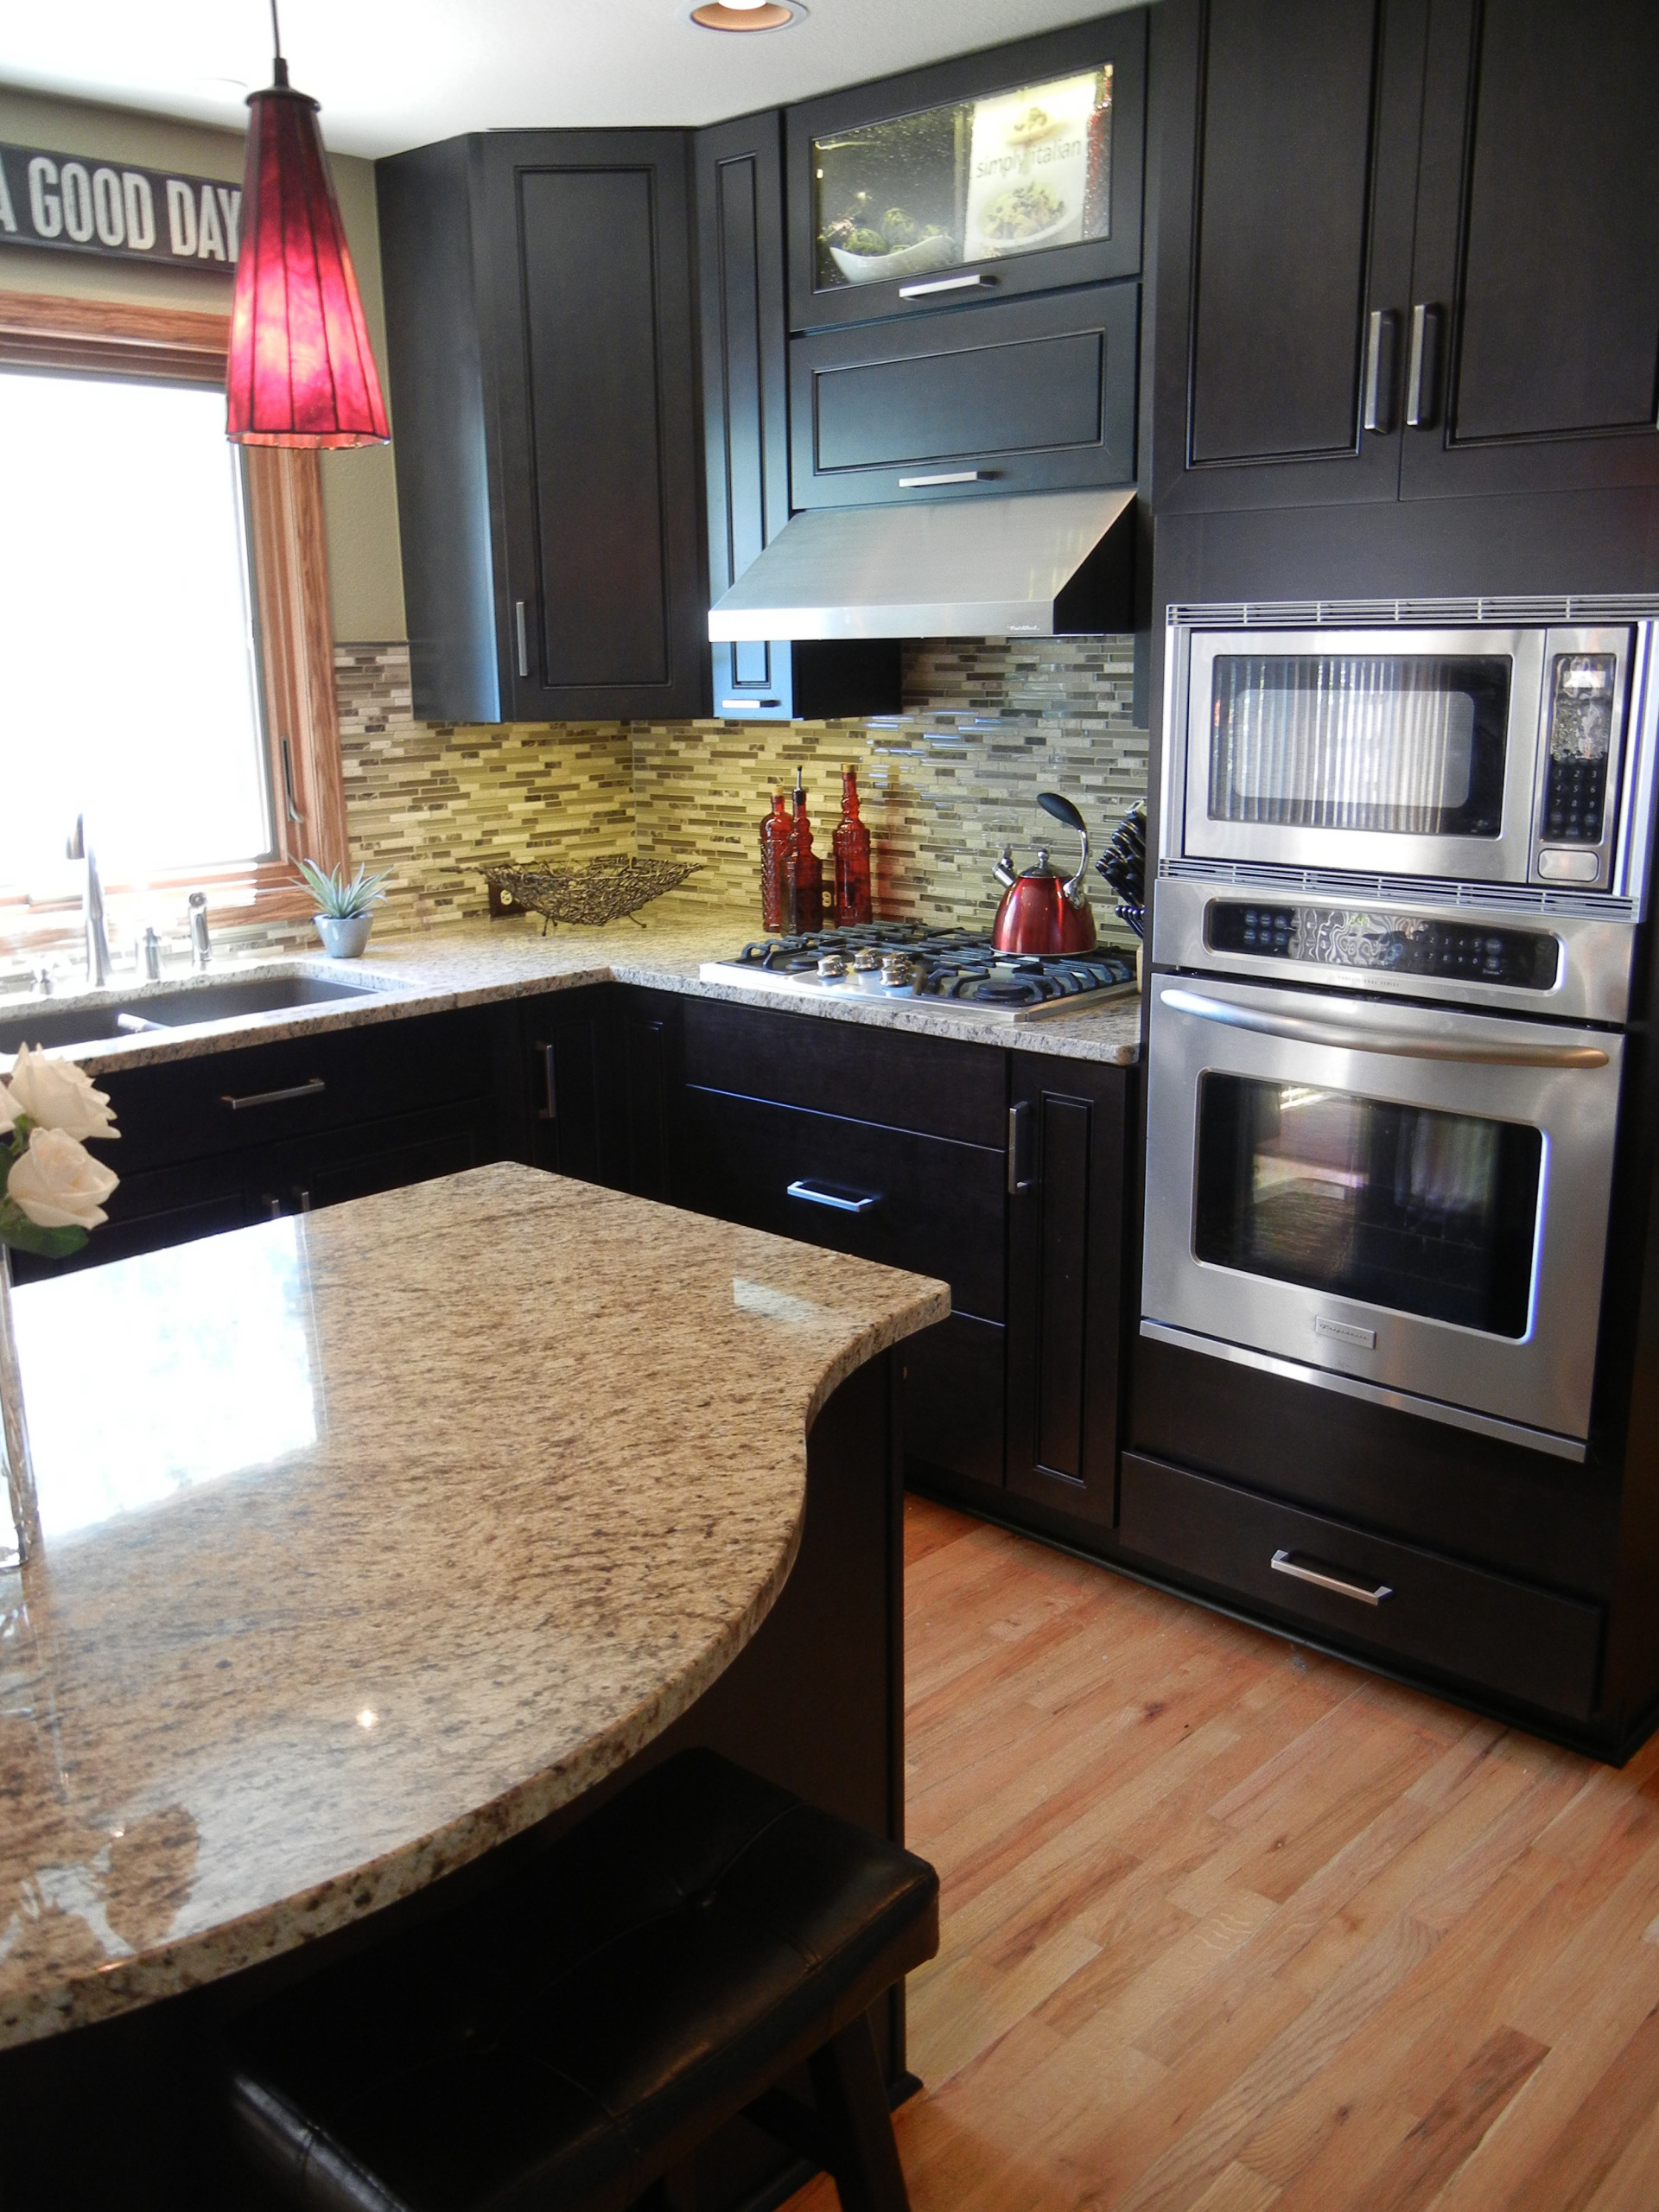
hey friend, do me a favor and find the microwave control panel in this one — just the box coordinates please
[1205,902,1561,991]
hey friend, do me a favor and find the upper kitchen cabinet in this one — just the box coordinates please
[377,131,707,723]
[1154,0,1659,516]
[785,15,1146,336]
[1401,0,1659,500]
[695,111,899,718]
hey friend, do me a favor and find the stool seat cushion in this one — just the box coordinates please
[228,1751,939,2212]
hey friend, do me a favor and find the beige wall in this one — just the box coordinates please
[0,84,406,641]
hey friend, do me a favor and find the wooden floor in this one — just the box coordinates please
[791,1496,1659,2212]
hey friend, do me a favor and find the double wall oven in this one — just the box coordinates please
[1144,597,1659,1463]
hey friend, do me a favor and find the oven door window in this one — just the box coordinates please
[1193,1076,1541,1337]
[1208,656,1512,836]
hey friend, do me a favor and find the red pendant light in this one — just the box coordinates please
[226,4,389,448]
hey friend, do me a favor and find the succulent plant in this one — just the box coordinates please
[294,858,393,918]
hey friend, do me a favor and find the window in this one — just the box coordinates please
[0,370,271,882]
[0,289,346,934]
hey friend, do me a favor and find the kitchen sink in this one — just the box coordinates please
[0,975,383,1058]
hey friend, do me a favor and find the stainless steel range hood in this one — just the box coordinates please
[708,487,1136,642]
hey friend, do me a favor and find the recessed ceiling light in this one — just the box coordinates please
[690,0,803,29]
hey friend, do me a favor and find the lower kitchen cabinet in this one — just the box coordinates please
[10,1007,521,1282]
[521,985,683,1199]
[1006,1055,1133,1529]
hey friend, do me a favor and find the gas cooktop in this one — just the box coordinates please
[699,923,1138,1023]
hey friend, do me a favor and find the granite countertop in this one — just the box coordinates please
[0,899,1143,1077]
[0,1162,948,2049]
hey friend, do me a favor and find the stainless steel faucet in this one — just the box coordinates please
[67,817,111,988]
[188,891,213,970]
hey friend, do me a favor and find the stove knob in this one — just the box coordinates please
[817,954,848,979]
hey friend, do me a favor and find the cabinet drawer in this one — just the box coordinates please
[99,1011,497,1174]
[681,999,1005,1147]
[1120,1453,1603,1723]
[791,285,1138,508]
[683,1086,1003,1321]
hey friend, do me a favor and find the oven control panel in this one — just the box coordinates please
[1205,902,1561,990]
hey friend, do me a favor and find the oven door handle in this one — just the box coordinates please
[1158,988,1610,1069]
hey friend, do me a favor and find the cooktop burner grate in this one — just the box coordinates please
[715,923,1136,1013]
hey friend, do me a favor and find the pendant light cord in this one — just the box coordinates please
[270,0,289,88]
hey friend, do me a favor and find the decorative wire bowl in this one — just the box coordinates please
[482,855,702,930]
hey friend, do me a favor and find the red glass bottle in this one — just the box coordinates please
[832,764,873,926]
[760,787,792,932]
[787,770,824,934]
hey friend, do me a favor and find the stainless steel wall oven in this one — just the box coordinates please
[1145,596,1659,1462]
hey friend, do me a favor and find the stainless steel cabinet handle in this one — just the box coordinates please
[534,1041,556,1122]
[1405,302,1441,428]
[898,272,990,299]
[1272,1548,1393,1606]
[297,1189,313,1214]
[1362,308,1397,433]
[221,1077,327,1111]
[898,469,984,488]
[515,600,529,678]
[1007,1101,1039,1193]
[1158,987,1610,1069]
[787,1179,879,1215]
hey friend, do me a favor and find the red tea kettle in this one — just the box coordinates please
[991,791,1097,957]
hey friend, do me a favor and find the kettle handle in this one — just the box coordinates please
[1037,792,1090,906]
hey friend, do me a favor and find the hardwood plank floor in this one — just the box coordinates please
[788,1497,1659,2212]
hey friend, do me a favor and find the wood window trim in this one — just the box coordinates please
[0,289,347,931]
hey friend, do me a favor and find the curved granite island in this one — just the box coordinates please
[0,1163,947,2204]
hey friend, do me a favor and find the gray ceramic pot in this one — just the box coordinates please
[315,913,373,959]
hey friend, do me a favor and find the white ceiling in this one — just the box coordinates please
[0,0,1142,161]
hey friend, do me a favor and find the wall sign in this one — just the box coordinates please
[0,142,241,270]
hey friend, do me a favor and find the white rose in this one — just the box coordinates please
[5,1045,118,1142]
[0,1083,16,1135]
[6,1127,119,1230]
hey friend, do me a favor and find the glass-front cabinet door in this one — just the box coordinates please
[785,14,1145,332]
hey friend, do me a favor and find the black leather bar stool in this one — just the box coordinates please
[226,1750,940,2212]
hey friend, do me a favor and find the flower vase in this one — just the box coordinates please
[0,1246,38,1569]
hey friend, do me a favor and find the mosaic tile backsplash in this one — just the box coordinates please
[337,638,1148,942]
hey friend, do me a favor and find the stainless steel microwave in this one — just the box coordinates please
[1161,606,1657,899]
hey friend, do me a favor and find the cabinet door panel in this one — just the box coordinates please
[1006,1058,1132,1528]
[1153,0,1427,512]
[906,1313,1006,1492]
[785,15,1145,336]
[1190,0,1383,465]
[791,284,1138,507]
[481,133,706,720]
[1403,0,1659,496]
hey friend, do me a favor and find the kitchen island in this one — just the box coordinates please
[0,1162,946,2201]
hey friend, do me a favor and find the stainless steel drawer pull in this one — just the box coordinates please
[1362,308,1397,433]
[1405,302,1440,428]
[534,1042,556,1122]
[1007,1101,1038,1193]
[515,600,529,678]
[898,469,984,488]
[1158,987,1610,1069]
[898,272,990,299]
[1271,1548,1393,1607]
[221,1077,327,1112]
[787,1179,879,1215]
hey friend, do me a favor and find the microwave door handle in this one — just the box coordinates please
[1158,988,1610,1069]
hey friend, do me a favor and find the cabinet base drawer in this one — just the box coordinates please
[1120,1452,1603,1723]
[683,1084,1004,1319]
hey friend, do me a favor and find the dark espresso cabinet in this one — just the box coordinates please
[378,130,707,723]
[1005,1056,1132,1529]
[693,112,900,720]
[10,1013,518,1283]
[1154,0,1659,514]
[790,283,1141,510]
